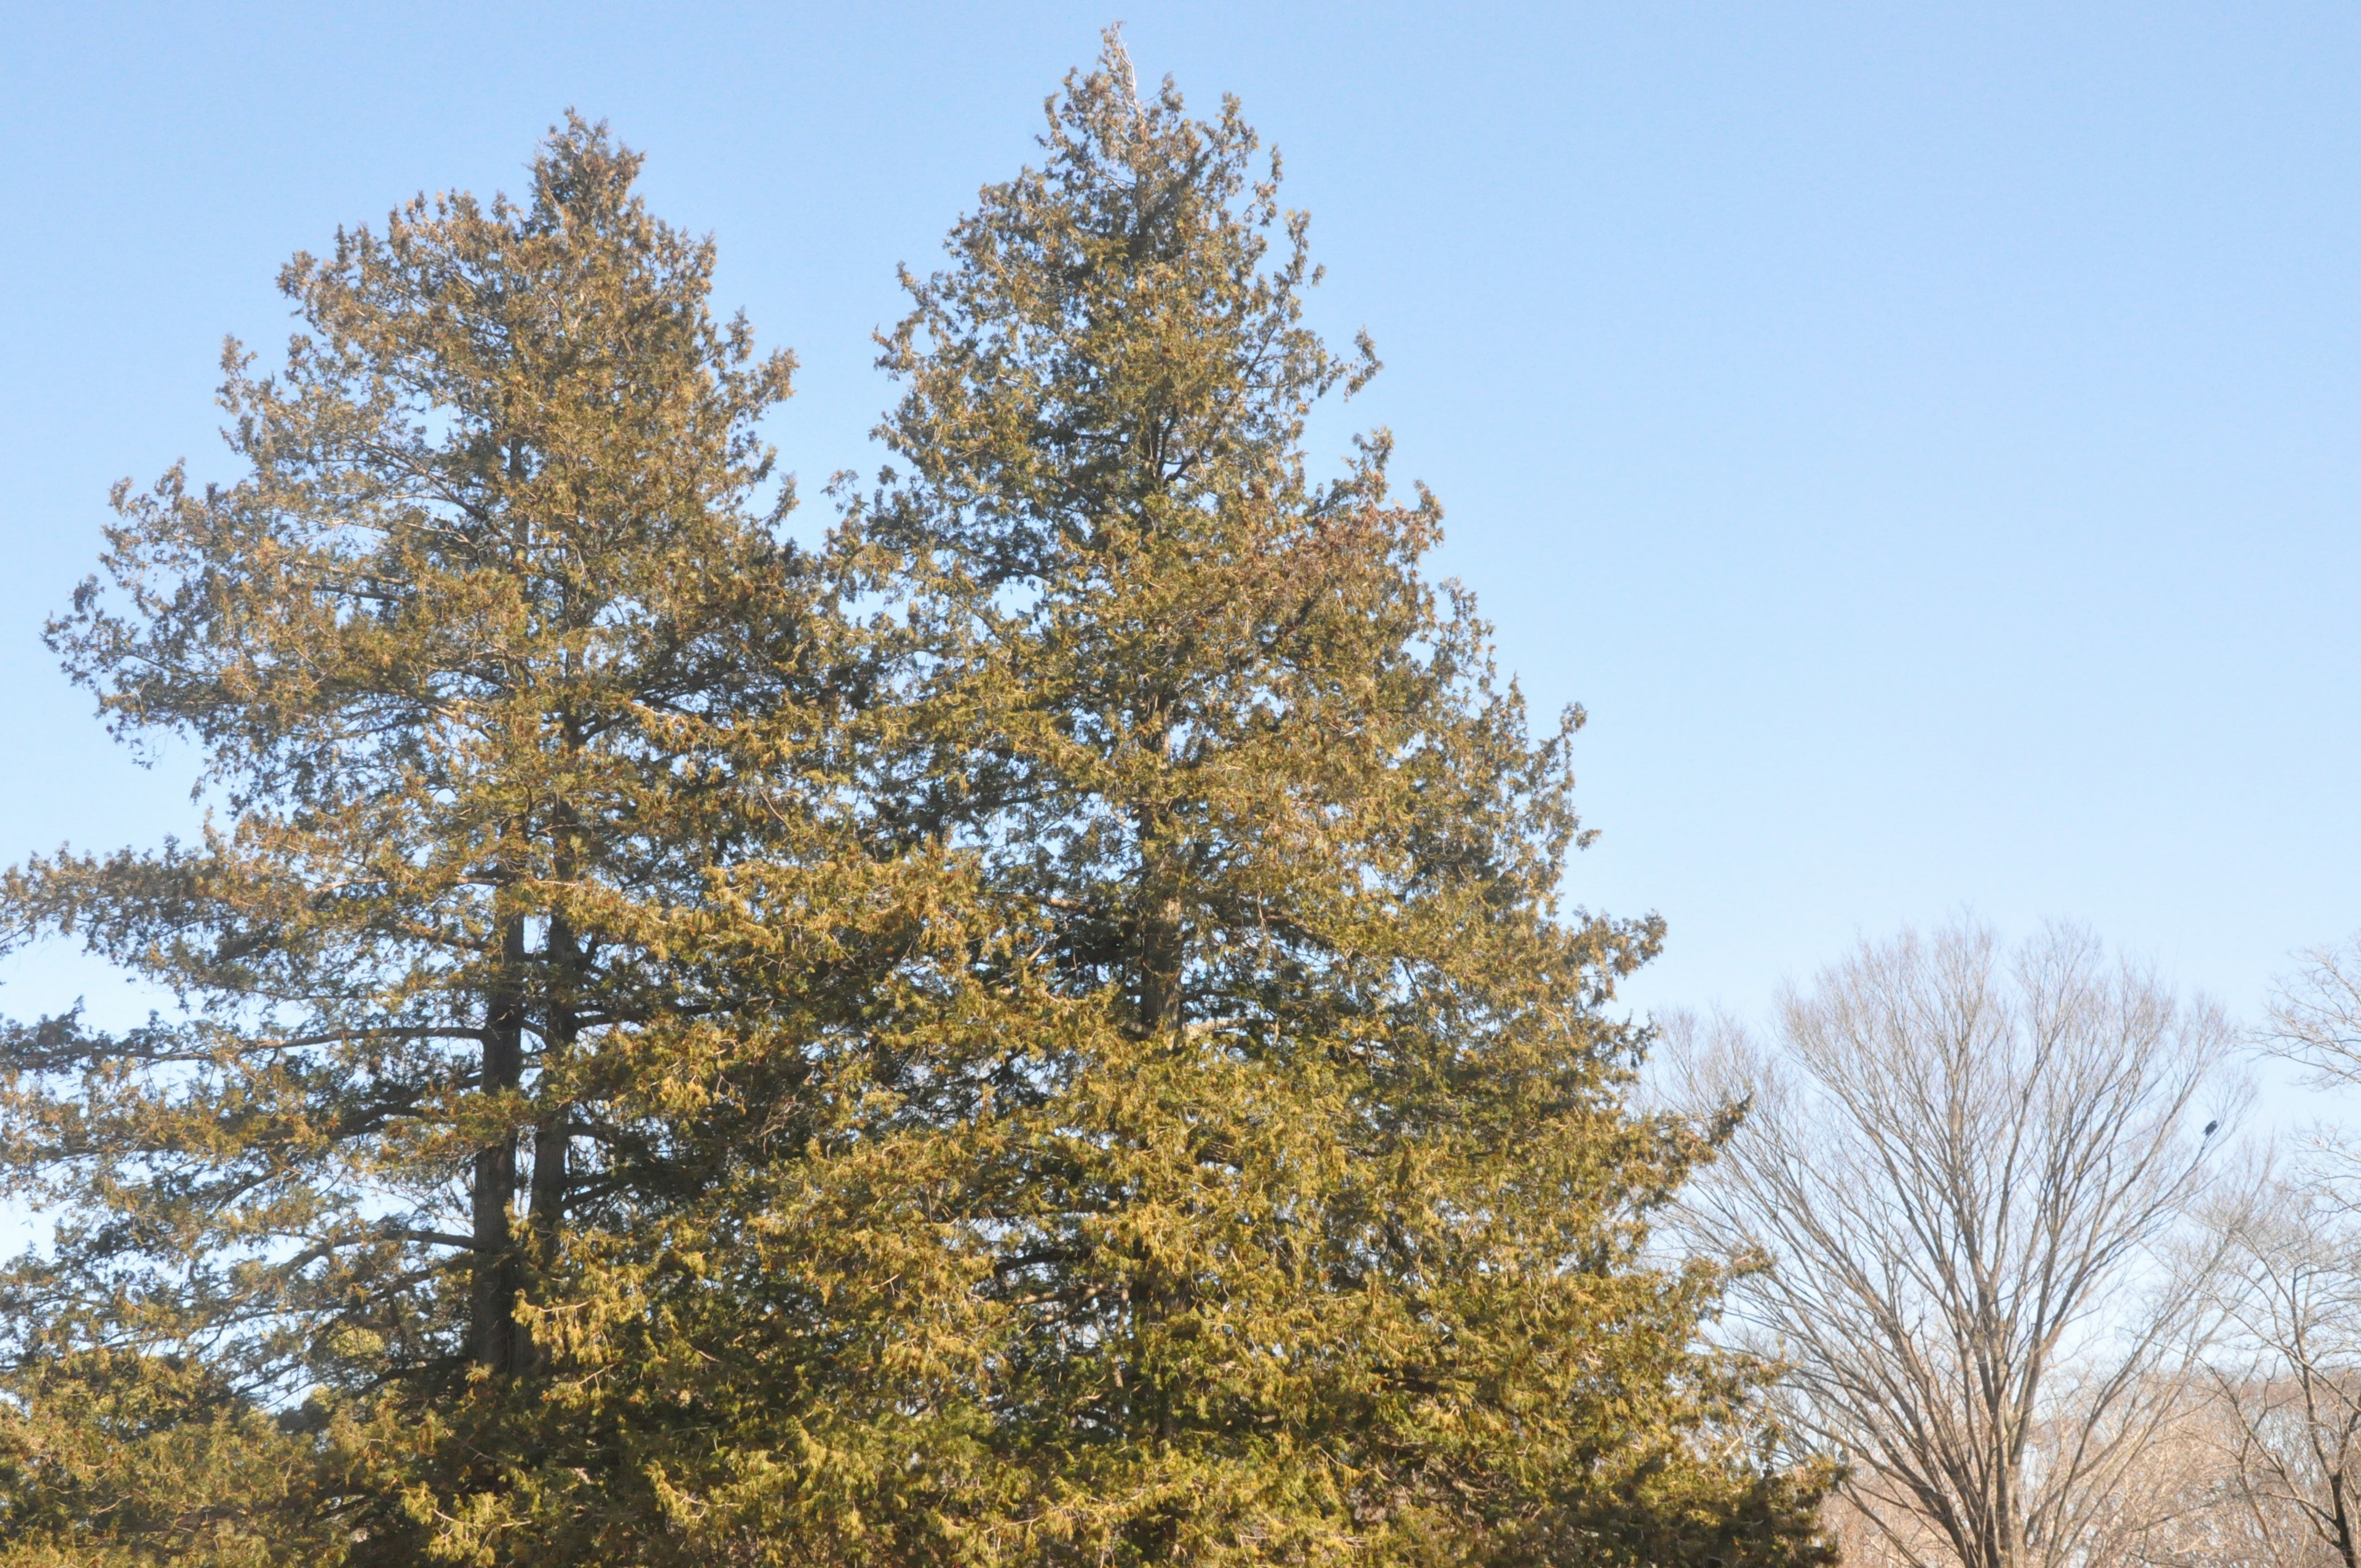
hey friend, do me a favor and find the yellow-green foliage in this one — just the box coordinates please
[0,1350,347,1566]
[0,41,1832,1567]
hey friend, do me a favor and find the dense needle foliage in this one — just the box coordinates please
[0,41,1830,1567]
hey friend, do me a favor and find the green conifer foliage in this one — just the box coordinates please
[552,38,1831,1566]
[0,116,867,1545]
[0,57,1831,1567]
[0,1349,344,1566]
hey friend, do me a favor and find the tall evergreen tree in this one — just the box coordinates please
[854,41,1828,1563]
[0,116,869,1553]
[510,38,1831,1567]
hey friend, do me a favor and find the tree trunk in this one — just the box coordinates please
[1130,777,1184,1037]
[1135,890,1184,1037]
[471,912,528,1372]
[523,906,577,1371]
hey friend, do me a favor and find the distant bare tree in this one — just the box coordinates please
[2195,1179,2361,1568]
[1669,921,2238,1568]
[2267,936,2361,1096]
[2074,1381,2288,1568]
[2175,932,2361,1568]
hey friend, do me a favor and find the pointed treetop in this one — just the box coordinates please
[526,111,647,235]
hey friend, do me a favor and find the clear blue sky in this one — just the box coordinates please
[5,2,2358,1036]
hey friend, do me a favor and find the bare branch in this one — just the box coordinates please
[1666,920,2238,1568]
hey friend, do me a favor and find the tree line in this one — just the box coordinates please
[0,41,1833,1568]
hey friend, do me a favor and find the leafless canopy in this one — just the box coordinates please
[1670,921,2237,1568]
[2167,935,2361,1568]
[2196,1181,2361,1568]
[2268,934,2361,1101]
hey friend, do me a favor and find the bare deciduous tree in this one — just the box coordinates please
[2196,1179,2361,1568]
[2268,935,2361,1096]
[1668,921,2237,1568]
[2162,935,2361,1568]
